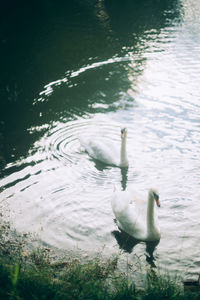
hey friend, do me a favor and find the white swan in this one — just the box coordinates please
[79,128,128,167]
[111,188,161,241]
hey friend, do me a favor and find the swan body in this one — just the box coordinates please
[111,188,161,241]
[79,128,128,167]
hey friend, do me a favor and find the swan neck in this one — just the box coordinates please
[147,194,155,230]
[120,137,127,165]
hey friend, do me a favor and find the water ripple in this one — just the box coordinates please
[46,117,134,189]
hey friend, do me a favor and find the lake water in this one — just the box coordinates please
[0,0,200,279]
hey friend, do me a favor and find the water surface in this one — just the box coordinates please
[0,0,200,279]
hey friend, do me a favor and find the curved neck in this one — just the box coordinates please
[147,194,156,231]
[120,137,127,165]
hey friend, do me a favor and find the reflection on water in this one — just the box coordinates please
[112,230,140,254]
[1,0,200,279]
[120,167,129,190]
[112,230,159,268]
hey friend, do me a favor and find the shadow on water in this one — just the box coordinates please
[104,0,182,35]
[93,159,111,172]
[112,229,160,268]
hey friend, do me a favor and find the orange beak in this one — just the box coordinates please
[156,199,161,207]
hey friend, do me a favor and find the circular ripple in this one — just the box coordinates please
[46,116,134,189]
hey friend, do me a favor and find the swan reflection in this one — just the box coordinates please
[92,159,129,191]
[120,166,128,190]
[112,229,160,267]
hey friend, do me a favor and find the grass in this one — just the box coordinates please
[0,250,200,300]
[0,223,200,299]
[0,254,117,300]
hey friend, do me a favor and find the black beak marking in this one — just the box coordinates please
[153,191,159,201]
[153,191,160,207]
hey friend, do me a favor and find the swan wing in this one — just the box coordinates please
[117,205,146,239]
[112,188,161,241]
[80,138,119,166]
[127,187,147,205]
[111,190,130,213]
[111,190,147,240]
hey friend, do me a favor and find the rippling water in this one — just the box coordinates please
[1,0,200,278]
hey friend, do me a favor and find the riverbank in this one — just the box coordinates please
[0,219,200,299]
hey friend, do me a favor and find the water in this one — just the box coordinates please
[0,0,200,278]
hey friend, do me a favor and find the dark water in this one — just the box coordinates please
[1,0,200,278]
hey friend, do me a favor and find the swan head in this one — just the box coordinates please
[149,188,160,207]
[121,128,127,139]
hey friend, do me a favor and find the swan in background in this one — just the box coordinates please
[111,188,161,241]
[79,128,128,167]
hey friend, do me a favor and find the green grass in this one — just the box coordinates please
[0,250,200,300]
[0,254,118,300]
[0,224,199,300]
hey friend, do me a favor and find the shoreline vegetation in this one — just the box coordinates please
[0,221,199,300]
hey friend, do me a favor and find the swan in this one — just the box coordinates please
[111,188,161,241]
[79,128,128,167]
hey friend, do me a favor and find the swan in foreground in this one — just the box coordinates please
[79,128,128,167]
[111,188,161,241]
